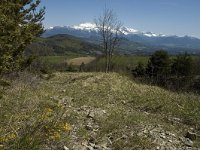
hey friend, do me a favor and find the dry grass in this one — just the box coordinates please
[0,72,200,149]
[0,73,72,150]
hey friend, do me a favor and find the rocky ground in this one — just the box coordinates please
[1,72,200,149]
[62,104,199,150]
[42,73,200,150]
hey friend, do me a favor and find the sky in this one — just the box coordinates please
[41,0,200,38]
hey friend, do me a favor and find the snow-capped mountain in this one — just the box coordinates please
[43,22,200,54]
[44,23,99,39]
[73,23,98,31]
[45,22,165,38]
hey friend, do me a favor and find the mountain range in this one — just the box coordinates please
[42,23,200,54]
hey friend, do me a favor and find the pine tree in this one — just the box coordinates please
[146,50,170,78]
[132,62,146,77]
[171,53,192,77]
[0,0,45,74]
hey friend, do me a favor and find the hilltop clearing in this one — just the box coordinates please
[0,72,200,149]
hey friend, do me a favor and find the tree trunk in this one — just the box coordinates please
[104,53,109,73]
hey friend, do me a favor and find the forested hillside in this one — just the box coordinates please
[25,34,102,56]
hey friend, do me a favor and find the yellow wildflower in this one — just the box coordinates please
[46,108,53,113]
[0,133,16,142]
[7,133,16,140]
[63,123,72,131]
[41,108,53,119]
[49,132,61,140]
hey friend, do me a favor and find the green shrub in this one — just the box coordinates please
[132,62,146,77]
[146,50,170,78]
[171,53,192,77]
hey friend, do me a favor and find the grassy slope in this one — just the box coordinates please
[0,72,200,149]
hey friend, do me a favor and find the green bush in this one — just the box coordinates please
[132,62,146,77]
[171,53,192,77]
[146,50,170,78]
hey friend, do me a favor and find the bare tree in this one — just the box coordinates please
[95,8,122,72]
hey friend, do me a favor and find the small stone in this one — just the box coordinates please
[87,146,94,150]
[190,127,194,131]
[185,131,197,141]
[102,110,106,114]
[99,140,108,149]
[82,142,94,150]
[81,140,88,146]
[122,100,126,104]
[63,146,69,150]
[74,144,87,150]
[89,142,96,147]
[94,145,101,149]
[89,136,96,144]
[87,111,95,118]
[184,138,193,147]
[160,135,166,139]
[168,139,173,143]
[85,124,93,131]
[143,129,148,134]
[121,134,128,140]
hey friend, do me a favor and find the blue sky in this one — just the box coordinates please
[41,0,200,38]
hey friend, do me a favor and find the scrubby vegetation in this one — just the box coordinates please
[132,51,200,93]
[0,72,72,149]
[1,1,200,150]
[0,72,200,149]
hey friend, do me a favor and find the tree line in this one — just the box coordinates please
[132,50,200,92]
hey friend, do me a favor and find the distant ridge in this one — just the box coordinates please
[42,23,200,54]
[26,34,102,56]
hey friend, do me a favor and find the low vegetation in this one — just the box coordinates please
[0,72,200,149]
[132,51,200,93]
[0,1,200,149]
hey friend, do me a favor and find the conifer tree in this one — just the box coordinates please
[0,0,45,74]
[146,50,170,78]
[171,53,192,77]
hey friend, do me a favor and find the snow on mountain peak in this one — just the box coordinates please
[121,27,138,35]
[49,27,54,29]
[46,22,167,38]
[73,22,97,31]
[143,32,158,37]
[72,22,140,35]
[123,27,138,33]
